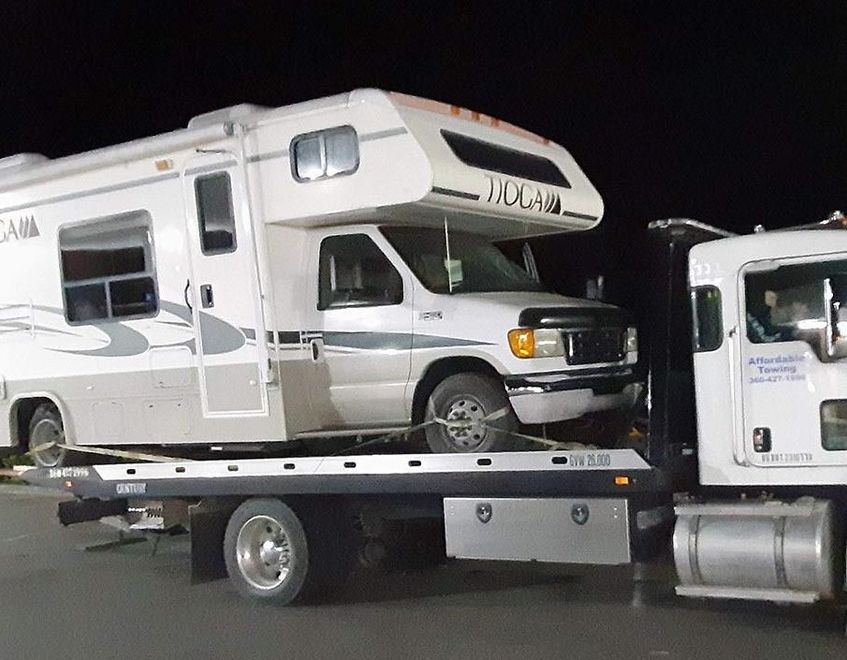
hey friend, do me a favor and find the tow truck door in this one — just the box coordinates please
[739,252,847,467]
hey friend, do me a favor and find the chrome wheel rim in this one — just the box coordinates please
[30,418,64,468]
[443,395,487,450]
[236,515,293,591]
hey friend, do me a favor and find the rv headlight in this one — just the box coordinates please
[625,327,638,353]
[508,328,564,359]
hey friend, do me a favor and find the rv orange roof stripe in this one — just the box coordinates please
[389,91,550,146]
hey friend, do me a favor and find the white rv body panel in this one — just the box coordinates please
[690,229,847,487]
[0,139,284,448]
[0,89,636,453]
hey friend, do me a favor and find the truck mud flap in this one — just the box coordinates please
[188,499,239,584]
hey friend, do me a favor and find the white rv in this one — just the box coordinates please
[0,90,639,467]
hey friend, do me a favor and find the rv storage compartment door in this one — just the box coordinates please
[444,497,630,564]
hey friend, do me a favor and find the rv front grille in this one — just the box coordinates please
[564,328,625,365]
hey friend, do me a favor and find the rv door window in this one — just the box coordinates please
[59,211,159,325]
[318,234,402,310]
[195,173,236,254]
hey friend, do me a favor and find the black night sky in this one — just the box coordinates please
[2,2,846,313]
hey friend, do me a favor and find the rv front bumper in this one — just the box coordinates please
[504,368,641,424]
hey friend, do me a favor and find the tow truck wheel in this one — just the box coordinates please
[424,373,519,453]
[224,498,310,604]
[28,402,77,469]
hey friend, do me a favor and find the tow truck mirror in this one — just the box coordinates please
[824,277,847,361]
[828,339,847,360]
[821,277,847,362]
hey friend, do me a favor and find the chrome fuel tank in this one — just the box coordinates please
[673,498,842,603]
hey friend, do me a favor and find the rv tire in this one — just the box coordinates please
[424,373,519,453]
[28,402,79,469]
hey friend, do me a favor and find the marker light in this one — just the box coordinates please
[508,328,565,359]
[508,328,535,358]
[614,475,630,486]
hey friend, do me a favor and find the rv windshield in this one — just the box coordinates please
[381,226,546,294]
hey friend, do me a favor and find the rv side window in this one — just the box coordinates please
[440,130,570,188]
[291,126,359,182]
[59,211,159,325]
[195,173,236,254]
[691,286,722,352]
[318,234,402,310]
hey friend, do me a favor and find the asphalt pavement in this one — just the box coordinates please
[0,486,844,660]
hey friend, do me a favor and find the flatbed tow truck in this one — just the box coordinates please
[10,217,847,616]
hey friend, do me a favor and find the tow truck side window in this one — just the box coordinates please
[691,286,722,352]
[318,234,402,310]
[744,261,847,354]
[821,400,847,451]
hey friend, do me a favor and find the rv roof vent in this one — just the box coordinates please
[0,153,49,171]
[187,104,270,130]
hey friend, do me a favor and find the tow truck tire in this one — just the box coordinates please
[224,498,356,604]
[28,402,80,469]
[224,498,311,604]
[424,373,519,453]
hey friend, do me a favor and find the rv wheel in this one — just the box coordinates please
[28,403,75,469]
[424,373,518,453]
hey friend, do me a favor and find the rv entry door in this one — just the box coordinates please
[182,152,269,417]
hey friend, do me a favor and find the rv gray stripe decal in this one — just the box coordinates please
[159,301,245,356]
[323,331,413,351]
[360,127,408,142]
[247,149,288,164]
[1,302,249,358]
[238,329,492,350]
[0,172,180,215]
[8,304,150,358]
[321,331,491,350]
[184,160,238,176]
[245,128,407,165]
[60,321,151,358]
[560,210,598,222]
[412,334,494,349]
[432,186,480,201]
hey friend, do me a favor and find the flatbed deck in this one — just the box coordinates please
[22,449,666,500]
